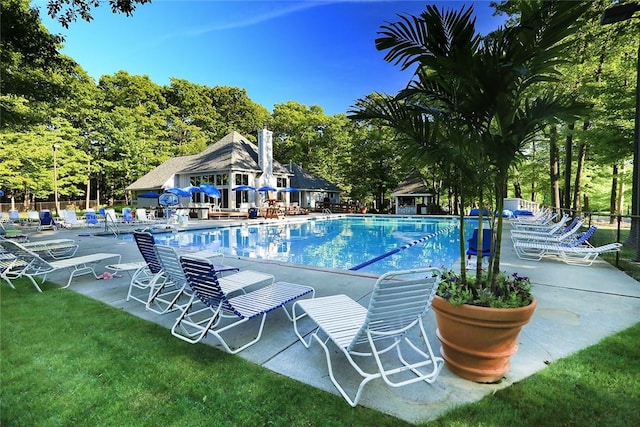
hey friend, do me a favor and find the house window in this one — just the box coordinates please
[277,177,287,187]
[216,174,228,186]
[235,173,249,186]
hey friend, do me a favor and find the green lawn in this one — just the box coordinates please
[2,279,639,426]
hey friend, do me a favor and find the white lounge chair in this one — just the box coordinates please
[511,214,570,231]
[0,239,120,292]
[511,209,556,225]
[22,238,79,259]
[26,210,41,225]
[173,254,314,353]
[62,209,85,228]
[292,267,444,407]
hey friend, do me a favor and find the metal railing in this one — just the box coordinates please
[103,213,120,237]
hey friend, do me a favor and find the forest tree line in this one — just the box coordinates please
[0,0,637,215]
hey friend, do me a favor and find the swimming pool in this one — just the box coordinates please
[119,216,465,275]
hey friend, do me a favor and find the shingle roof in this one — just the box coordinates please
[127,131,290,190]
[391,171,433,196]
[126,154,197,191]
[287,163,341,192]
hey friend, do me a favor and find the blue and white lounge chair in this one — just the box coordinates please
[129,232,239,314]
[122,207,134,223]
[8,210,20,223]
[85,210,99,226]
[38,210,58,231]
[292,267,444,407]
[173,254,314,353]
[467,228,493,267]
[511,220,586,243]
[513,237,622,266]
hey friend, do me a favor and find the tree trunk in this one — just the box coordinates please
[563,122,574,212]
[617,163,625,224]
[491,176,506,286]
[530,139,536,202]
[610,164,618,224]
[549,126,561,210]
[85,160,91,210]
[572,139,587,212]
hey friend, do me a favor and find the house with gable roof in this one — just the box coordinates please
[126,128,342,214]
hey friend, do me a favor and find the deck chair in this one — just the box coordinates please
[173,254,313,352]
[105,208,119,223]
[511,209,556,225]
[153,245,241,315]
[130,232,239,314]
[510,219,585,243]
[8,209,20,223]
[0,238,120,292]
[38,210,58,231]
[135,208,162,224]
[62,209,85,228]
[466,228,493,267]
[513,239,622,266]
[292,267,444,407]
[0,252,28,290]
[22,238,78,259]
[122,207,134,223]
[512,214,570,231]
[26,210,41,224]
[0,223,29,242]
[85,210,99,226]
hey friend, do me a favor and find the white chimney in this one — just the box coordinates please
[258,126,273,183]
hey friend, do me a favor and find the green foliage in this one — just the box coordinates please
[436,270,534,308]
[46,0,151,28]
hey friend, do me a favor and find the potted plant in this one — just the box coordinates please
[350,2,588,382]
[431,270,536,382]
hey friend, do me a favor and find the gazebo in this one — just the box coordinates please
[391,172,434,215]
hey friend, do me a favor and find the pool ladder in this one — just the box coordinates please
[103,213,120,237]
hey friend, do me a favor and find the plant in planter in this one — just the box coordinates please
[351,2,589,382]
[431,270,536,382]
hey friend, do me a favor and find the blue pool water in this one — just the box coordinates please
[118,216,466,275]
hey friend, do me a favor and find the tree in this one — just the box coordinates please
[45,0,151,28]
[350,2,590,287]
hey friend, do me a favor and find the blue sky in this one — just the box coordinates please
[37,1,506,116]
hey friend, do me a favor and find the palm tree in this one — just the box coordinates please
[350,1,589,287]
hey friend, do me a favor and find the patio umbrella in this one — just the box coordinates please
[233,185,256,191]
[0,190,4,197]
[138,191,161,198]
[199,183,221,198]
[279,187,300,193]
[257,185,277,192]
[165,187,191,197]
[181,185,202,194]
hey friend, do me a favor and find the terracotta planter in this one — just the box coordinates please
[431,295,536,383]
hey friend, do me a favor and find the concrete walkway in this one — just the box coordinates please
[12,217,640,424]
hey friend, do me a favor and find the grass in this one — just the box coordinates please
[588,225,640,281]
[2,279,639,427]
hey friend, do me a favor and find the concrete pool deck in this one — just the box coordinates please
[10,215,640,424]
